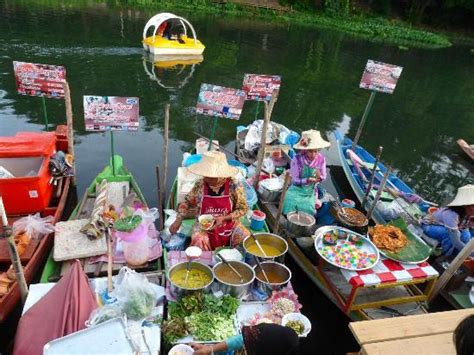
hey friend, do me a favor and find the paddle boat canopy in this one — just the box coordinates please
[142,13,205,56]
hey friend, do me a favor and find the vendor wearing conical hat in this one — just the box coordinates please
[282,129,330,216]
[169,151,250,251]
[422,184,474,256]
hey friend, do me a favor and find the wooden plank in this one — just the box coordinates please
[361,333,455,355]
[350,309,474,346]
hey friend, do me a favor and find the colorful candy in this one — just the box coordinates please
[320,238,377,270]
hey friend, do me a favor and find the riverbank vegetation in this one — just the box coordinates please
[121,0,455,48]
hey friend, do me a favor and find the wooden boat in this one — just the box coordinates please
[40,155,162,283]
[457,139,474,160]
[0,126,71,323]
[143,13,205,56]
[334,131,429,226]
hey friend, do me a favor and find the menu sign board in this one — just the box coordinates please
[196,83,246,120]
[13,61,66,99]
[359,60,403,94]
[242,74,281,101]
[84,96,139,131]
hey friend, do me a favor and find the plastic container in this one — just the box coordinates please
[243,180,258,209]
[281,312,311,337]
[341,199,356,209]
[250,210,266,231]
[115,223,149,266]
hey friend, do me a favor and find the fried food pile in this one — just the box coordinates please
[369,225,408,253]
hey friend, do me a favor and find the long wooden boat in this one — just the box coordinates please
[334,131,429,226]
[0,126,71,323]
[457,139,474,160]
[40,155,161,283]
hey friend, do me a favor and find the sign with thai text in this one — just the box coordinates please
[196,83,246,120]
[359,60,403,94]
[242,74,281,101]
[13,61,66,99]
[83,96,139,131]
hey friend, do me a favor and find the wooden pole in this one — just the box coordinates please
[63,82,76,186]
[41,97,49,131]
[163,103,170,207]
[365,166,391,220]
[361,146,383,208]
[273,172,291,234]
[0,197,28,303]
[428,238,474,303]
[253,92,278,189]
[107,228,113,293]
[156,165,164,230]
[352,90,376,150]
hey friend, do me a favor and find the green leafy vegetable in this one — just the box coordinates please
[115,215,142,232]
[122,289,155,320]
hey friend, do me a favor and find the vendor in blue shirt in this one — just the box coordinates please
[190,323,299,355]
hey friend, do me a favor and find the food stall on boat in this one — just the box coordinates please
[142,13,205,56]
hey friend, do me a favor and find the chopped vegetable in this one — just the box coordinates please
[285,320,305,335]
[271,298,295,317]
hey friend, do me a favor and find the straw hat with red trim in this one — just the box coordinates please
[187,151,238,178]
[293,129,330,150]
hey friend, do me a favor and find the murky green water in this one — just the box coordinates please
[1,1,473,207]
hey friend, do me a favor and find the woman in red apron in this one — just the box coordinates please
[169,151,250,251]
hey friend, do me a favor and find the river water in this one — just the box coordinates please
[0,2,472,353]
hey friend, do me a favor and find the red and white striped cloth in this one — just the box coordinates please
[341,258,439,287]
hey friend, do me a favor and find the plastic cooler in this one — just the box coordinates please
[0,131,57,215]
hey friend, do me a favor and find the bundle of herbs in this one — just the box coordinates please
[162,293,240,344]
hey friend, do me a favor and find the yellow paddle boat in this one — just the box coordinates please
[143,13,205,56]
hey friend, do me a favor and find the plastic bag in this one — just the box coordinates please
[133,208,159,225]
[12,213,54,239]
[111,267,157,320]
[376,200,404,221]
[262,157,275,175]
[86,303,123,327]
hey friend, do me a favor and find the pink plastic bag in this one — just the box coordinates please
[12,213,54,239]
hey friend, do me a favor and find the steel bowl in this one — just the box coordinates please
[168,261,214,299]
[253,261,292,294]
[213,261,255,299]
[258,185,282,202]
[243,233,288,265]
[286,211,316,237]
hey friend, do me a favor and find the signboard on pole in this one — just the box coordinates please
[196,83,246,120]
[242,74,281,101]
[359,60,403,94]
[83,96,139,131]
[13,61,66,99]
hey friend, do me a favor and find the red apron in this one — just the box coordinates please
[199,179,235,250]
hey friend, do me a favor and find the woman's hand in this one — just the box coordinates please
[190,343,213,354]
[307,177,318,183]
[169,217,182,234]
[213,215,229,227]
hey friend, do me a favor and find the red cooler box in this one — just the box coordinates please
[0,132,57,215]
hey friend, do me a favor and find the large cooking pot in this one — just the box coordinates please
[243,233,288,265]
[286,211,316,237]
[168,261,214,299]
[213,261,255,299]
[253,261,292,295]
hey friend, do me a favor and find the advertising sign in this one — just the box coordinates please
[13,61,66,99]
[242,74,281,101]
[196,83,246,120]
[83,96,139,131]
[359,60,403,94]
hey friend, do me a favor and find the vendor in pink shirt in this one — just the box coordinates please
[283,129,330,216]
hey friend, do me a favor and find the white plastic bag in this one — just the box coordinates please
[86,303,123,327]
[12,213,54,239]
[111,267,157,320]
[262,157,275,175]
[133,208,159,225]
[376,200,404,221]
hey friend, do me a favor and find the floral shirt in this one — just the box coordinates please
[289,152,327,186]
[178,178,248,220]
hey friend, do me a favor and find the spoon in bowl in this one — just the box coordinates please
[250,233,267,258]
[217,252,244,283]
[254,255,270,284]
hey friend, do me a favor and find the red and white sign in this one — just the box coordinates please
[196,84,246,120]
[13,61,66,99]
[359,60,403,94]
[242,74,281,101]
[83,96,139,131]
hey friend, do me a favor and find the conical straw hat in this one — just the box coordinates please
[447,184,474,207]
[293,129,330,150]
[187,151,238,178]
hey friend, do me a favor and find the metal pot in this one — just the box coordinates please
[243,233,288,265]
[258,185,282,202]
[253,261,292,294]
[168,261,214,299]
[213,261,255,299]
[286,211,316,237]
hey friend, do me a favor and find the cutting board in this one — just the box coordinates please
[54,219,107,262]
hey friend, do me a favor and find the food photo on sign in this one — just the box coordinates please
[195,83,246,120]
[242,74,281,101]
[13,61,66,99]
[359,60,403,94]
[83,96,140,132]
